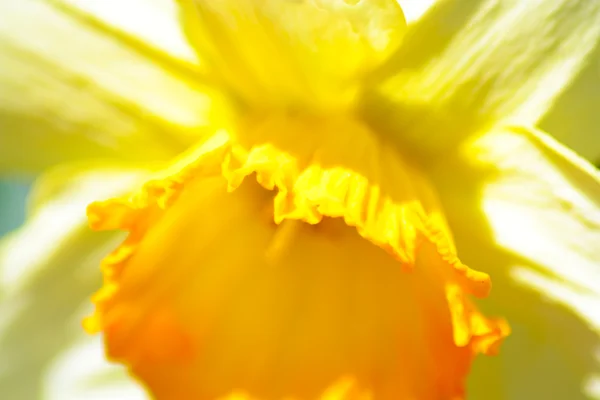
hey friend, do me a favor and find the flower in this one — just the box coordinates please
[79,1,510,398]
[1,0,599,399]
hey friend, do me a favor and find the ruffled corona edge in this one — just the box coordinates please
[84,116,509,363]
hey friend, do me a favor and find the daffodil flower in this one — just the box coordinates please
[1,0,600,399]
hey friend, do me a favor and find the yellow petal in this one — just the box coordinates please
[85,114,507,399]
[367,0,600,156]
[0,0,225,175]
[428,125,600,399]
[177,0,406,111]
[0,165,148,398]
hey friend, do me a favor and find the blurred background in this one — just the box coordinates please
[0,181,28,237]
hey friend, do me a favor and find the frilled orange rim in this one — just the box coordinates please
[84,114,509,399]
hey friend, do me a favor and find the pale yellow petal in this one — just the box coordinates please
[55,0,199,66]
[539,47,600,165]
[0,0,226,175]
[43,336,147,400]
[428,126,600,399]
[0,166,149,399]
[367,0,600,155]
[466,126,600,302]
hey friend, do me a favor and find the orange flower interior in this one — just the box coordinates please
[85,114,509,399]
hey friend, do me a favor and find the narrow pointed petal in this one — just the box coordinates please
[368,0,600,155]
[0,0,224,175]
[429,125,600,398]
[0,165,148,399]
